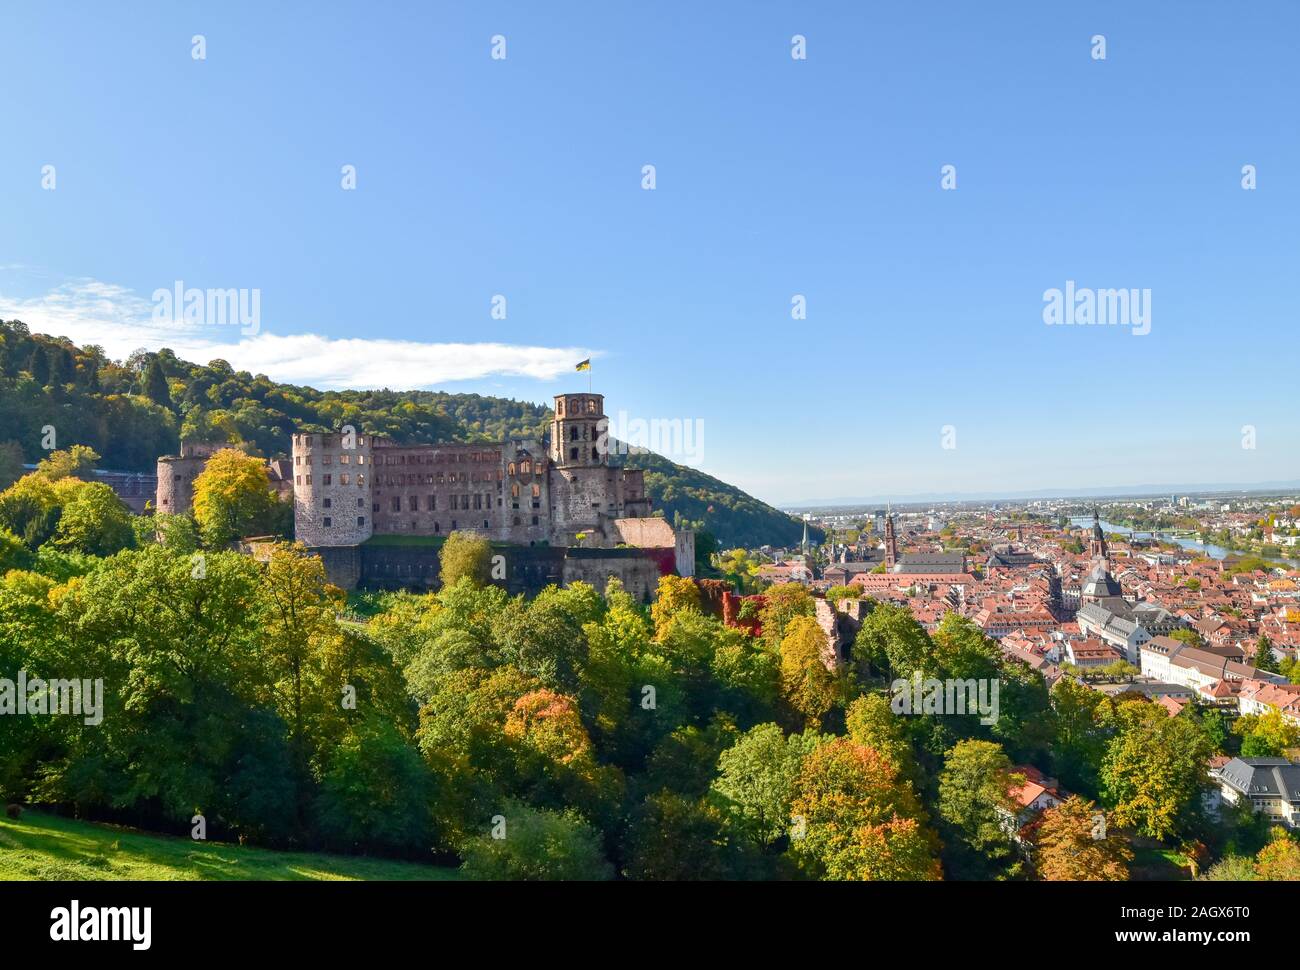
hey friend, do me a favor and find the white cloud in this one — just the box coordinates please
[0,276,597,390]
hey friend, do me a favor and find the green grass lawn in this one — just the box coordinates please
[0,810,463,882]
[1129,843,1193,881]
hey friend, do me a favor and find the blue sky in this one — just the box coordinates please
[1,1,1296,505]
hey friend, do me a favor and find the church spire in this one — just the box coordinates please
[1089,506,1108,561]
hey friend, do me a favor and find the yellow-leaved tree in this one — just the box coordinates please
[192,448,279,547]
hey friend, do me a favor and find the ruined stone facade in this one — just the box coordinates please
[168,390,693,594]
[292,393,654,549]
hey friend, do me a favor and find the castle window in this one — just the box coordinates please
[357,455,364,465]
[174,474,182,482]
[323,517,332,527]
[295,476,301,486]
[373,503,379,512]
[521,460,531,474]
[483,520,489,529]
[294,456,300,465]
[391,497,401,512]
[508,462,515,476]
[511,484,519,498]
[586,400,596,414]
[532,515,539,526]
[357,474,364,485]
[512,516,521,526]
[357,498,364,508]
[531,484,540,498]
[306,475,312,485]
[322,455,331,465]
[451,520,457,530]
[428,495,436,511]
[339,455,349,464]
[569,427,578,441]
[323,498,332,508]
[557,400,564,416]
[358,437,364,446]
[409,495,418,512]
[591,447,599,460]
[474,494,482,510]
[357,517,365,527]
[570,447,578,460]
[323,474,332,485]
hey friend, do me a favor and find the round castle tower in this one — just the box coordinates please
[292,430,374,546]
[155,440,222,515]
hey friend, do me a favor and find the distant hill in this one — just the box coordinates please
[0,320,813,550]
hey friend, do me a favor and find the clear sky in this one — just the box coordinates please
[2,1,1296,505]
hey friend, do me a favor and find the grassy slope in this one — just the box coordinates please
[0,810,462,882]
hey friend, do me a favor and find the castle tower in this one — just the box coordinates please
[884,513,898,568]
[550,393,608,468]
[292,430,374,546]
[155,440,222,515]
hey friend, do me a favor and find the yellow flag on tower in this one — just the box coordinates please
[575,358,591,372]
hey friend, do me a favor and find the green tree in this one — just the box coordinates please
[0,441,23,491]
[35,445,99,482]
[314,718,433,853]
[1234,709,1300,757]
[51,482,135,556]
[711,722,819,846]
[439,530,492,588]
[459,800,614,880]
[1100,703,1213,841]
[938,739,1022,867]
[142,356,173,408]
[1254,634,1279,674]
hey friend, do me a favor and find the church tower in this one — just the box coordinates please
[884,513,898,569]
[1088,507,1108,561]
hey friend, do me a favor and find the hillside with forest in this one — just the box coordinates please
[0,320,811,549]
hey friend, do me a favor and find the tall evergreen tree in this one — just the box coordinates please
[29,347,50,385]
[143,357,173,408]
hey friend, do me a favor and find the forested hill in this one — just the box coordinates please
[0,320,812,549]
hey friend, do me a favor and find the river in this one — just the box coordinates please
[1067,517,1300,570]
